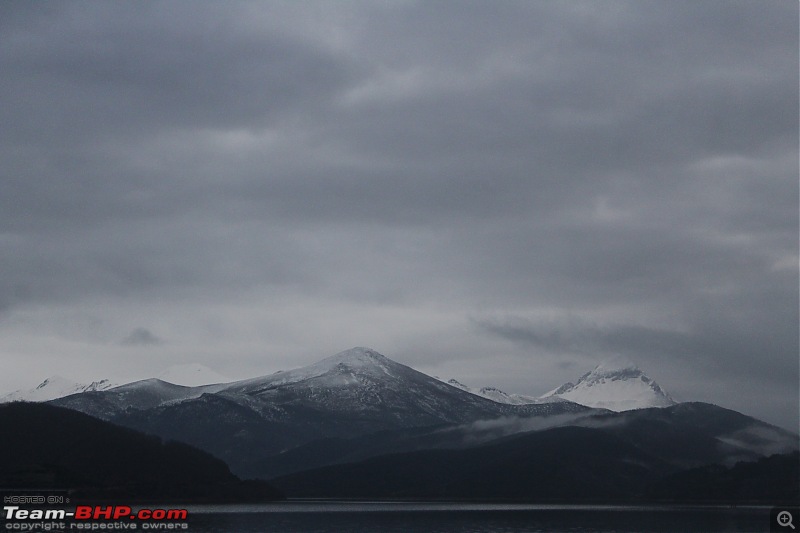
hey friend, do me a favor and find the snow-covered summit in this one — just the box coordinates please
[157,363,232,387]
[0,376,119,403]
[314,347,396,373]
[540,358,675,411]
[225,347,403,394]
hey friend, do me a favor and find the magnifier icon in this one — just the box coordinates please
[778,511,795,529]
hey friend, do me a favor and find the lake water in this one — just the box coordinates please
[181,501,771,532]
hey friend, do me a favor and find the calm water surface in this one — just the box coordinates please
[180,501,771,533]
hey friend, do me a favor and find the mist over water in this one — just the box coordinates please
[440,412,629,447]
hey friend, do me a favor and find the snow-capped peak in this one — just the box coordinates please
[0,376,119,403]
[291,346,398,380]
[225,347,404,393]
[157,363,232,387]
[316,347,392,370]
[540,358,675,411]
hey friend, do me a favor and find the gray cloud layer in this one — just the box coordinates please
[1,1,797,429]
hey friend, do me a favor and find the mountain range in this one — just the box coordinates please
[47,348,591,477]
[4,349,675,412]
[3,347,797,501]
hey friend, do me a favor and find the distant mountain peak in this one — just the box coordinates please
[301,347,401,378]
[322,347,387,366]
[540,358,675,411]
[224,347,416,398]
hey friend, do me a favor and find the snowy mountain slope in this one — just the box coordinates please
[52,347,557,424]
[157,363,232,386]
[218,347,575,424]
[540,358,675,411]
[0,376,119,403]
[52,378,232,420]
[4,363,231,405]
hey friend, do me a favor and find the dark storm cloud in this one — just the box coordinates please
[121,327,163,347]
[0,1,796,428]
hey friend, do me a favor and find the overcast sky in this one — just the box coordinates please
[1,1,797,430]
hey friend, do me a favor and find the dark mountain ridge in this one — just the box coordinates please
[0,402,283,502]
[271,425,799,503]
[272,425,674,500]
